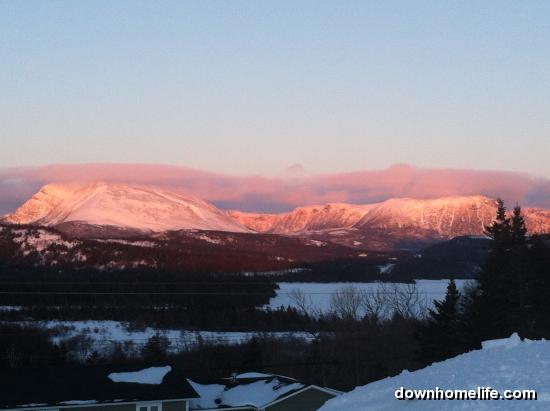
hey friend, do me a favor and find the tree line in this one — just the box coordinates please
[416,199,550,364]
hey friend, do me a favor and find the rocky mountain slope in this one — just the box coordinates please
[228,203,373,233]
[354,196,496,237]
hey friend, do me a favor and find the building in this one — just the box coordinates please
[0,367,339,411]
[0,365,198,411]
[188,372,340,411]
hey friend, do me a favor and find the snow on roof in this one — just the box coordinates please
[187,376,305,409]
[108,366,171,385]
[319,333,550,410]
[236,372,274,378]
[59,400,99,405]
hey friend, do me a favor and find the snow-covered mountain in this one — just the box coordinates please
[229,204,374,234]
[231,196,550,238]
[354,196,496,237]
[355,196,550,236]
[227,211,284,233]
[4,182,250,233]
[4,185,550,243]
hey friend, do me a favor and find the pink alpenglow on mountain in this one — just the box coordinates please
[229,203,374,234]
[231,196,550,237]
[5,182,251,233]
[4,184,550,238]
[354,196,497,237]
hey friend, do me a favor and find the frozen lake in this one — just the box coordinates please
[268,280,473,316]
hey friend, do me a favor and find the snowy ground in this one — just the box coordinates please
[320,333,550,410]
[23,320,316,355]
[268,280,472,316]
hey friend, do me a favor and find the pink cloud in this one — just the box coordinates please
[0,163,548,214]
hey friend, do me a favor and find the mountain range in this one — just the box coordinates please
[2,182,550,276]
[4,182,550,240]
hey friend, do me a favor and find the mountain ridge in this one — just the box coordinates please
[230,195,550,237]
[4,183,550,241]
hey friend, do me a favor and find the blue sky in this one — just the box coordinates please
[1,0,549,176]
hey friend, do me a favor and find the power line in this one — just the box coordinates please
[0,291,456,295]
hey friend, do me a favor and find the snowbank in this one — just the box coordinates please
[319,334,550,410]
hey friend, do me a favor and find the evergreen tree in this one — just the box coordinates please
[141,332,170,363]
[485,198,512,249]
[511,204,527,246]
[471,198,516,340]
[465,200,535,342]
[510,204,528,330]
[523,236,550,337]
[416,279,462,364]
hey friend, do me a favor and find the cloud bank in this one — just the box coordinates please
[1,163,549,214]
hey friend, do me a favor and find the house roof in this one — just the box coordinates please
[187,373,337,410]
[0,365,199,409]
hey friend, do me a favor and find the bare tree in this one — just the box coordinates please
[330,285,364,321]
[5,342,21,368]
[387,283,427,319]
[288,288,314,315]
[64,334,95,362]
[361,285,390,321]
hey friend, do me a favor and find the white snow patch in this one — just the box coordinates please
[194,234,224,244]
[305,239,326,247]
[108,366,171,385]
[377,263,395,274]
[320,333,550,411]
[14,320,315,354]
[12,229,78,252]
[482,332,522,350]
[0,306,23,312]
[236,372,273,378]
[59,400,98,405]
[93,239,157,248]
[188,377,304,409]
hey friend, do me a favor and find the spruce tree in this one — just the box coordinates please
[511,204,527,246]
[461,199,550,343]
[510,204,528,331]
[485,198,511,249]
[473,198,515,339]
[141,332,170,363]
[465,200,530,342]
[416,279,462,364]
[524,236,550,337]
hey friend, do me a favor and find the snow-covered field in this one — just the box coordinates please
[320,333,550,410]
[268,280,472,316]
[24,320,316,355]
[5,280,474,358]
